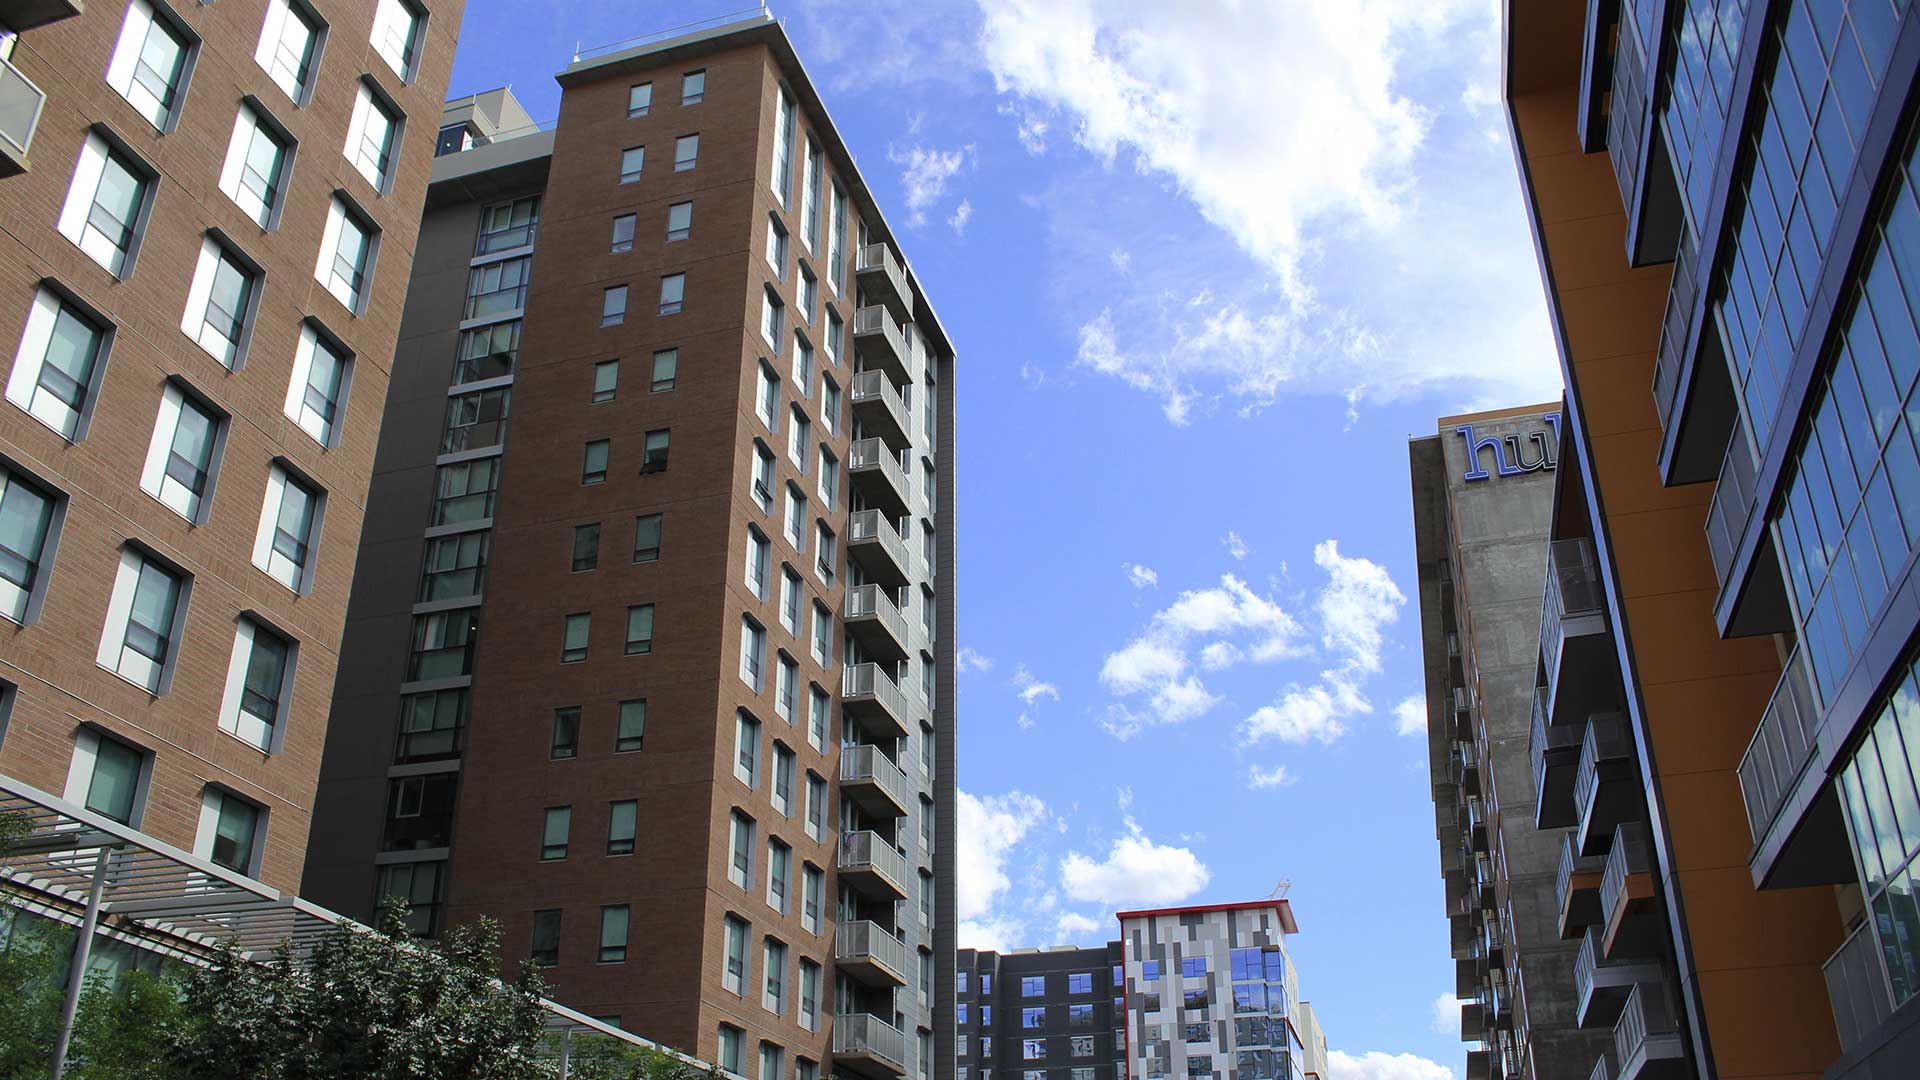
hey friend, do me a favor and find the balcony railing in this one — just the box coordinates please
[855,243,916,322]
[844,584,910,662]
[1736,645,1819,845]
[1651,228,1699,434]
[1575,925,1662,1028]
[1466,796,1490,853]
[1558,830,1606,935]
[1613,982,1682,1080]
[837,831,911,901]
[839,743,912,818]
[0,55,47,175]
[834,920,909,987]
[847,509,910,588]
[1456,741,1481,795]
[1574,712,1632,837]
[832,1011,909,1075]
[1599,822,1652,926]
[1533,686,1585,828]
[848,438,911,516]
[1704,419,1756,585]
[1543,538,1605,672]
[850,369,911,449]
[1589,1050,1614,1080]
[1823,919,1894,1054]
[842,663,913,741]
[853,306,911,384]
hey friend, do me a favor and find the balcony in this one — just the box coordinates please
[848,510,910,590]
[1824,920,1894,1055]
[1486,969,1513,1029]
[1533,687,1585,829]
[1450,911,1479,960]
[1460,999,1486,1042]
[851,370,911,450]
[1467,1050,1492,1080]
[1455,741,1482,798]
[1589,1051,1614,1080]
[0,56,48,177]
[1558,831,1607,940]
[1736,645,1819,847]
[1612,982,1685,1080]
[837,830,910,902]
[1599,822,1658,958]
[848,438,911,517]
[1540,538,1619,726]
[856,243,917,323]
[834,920,909,988]
[842,663,913,741]
[1452,686,1475,740]
[845,584,910,662]
[1575,926,1664,1028]
[4,0,84,30]
[854,306,912,385]
[1456,953,1481,997]
[1480,916,1505,968]
[1575,712,1637,855]
[1465,796,1490,854]
[840,744,912,819]
[832,1011,909,1079]
[1703,421,1757,587]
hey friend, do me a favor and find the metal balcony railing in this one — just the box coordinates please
[837,831,911,899]
[1589,1050,1614,1080]
[839,744,912,817]
[1613,982,1679,1078]
[1823,919,1894,1054]
[855,243,916,321]
[847,509,910,587]
[1543,538,1605,673]
[0,56,47,172]
[1558,830,1606,916]
[1533,686,1585,819]
[850,369,911,448]
[835,920,910,984]
[1651,228,1699,433]
[842,663,913,740]
[848,437,911,513]
[1704,418,1757,585]
[853,306,910,382]
[1573,712,1631,823]
[844,583,910,660]
[1599,822,1651,923]
[1736,645,1819,844]
[833,1011,908,1072]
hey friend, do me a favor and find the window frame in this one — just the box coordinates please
[138,378,225,524]
[109,0,197,131]
[95,545,190,695]
[285,320,352,448]
[217,615,295,752]
[6,286,112,443]
[252,461,324,594]
[345,78,404,193]
[181,233,263,370]
[315,193,380,315]
[57,130,157,279]
[253,0,325,107]
[219,100,296,230]
[0,463,64,626]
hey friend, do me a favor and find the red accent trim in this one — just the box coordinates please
[1114,899,1299,934]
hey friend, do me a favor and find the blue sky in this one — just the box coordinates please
[448,2,1563,1077]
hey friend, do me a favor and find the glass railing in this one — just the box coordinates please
[851,369,910,434]
[839,744,911,813]
[1532,686,1584,798]
[1823,919,1893,1054]
[1574,924,1602,1004]
[1736,645,1819,844]
[1543,538,1604,673]
[848,438,909,497]
[848,510,909,573]
[845,584,909,645]
[1573,712,1630,820]
[835,919,909,981]
[1558,831,1605,914]
[1612,982,1678,1069]
[843,662,911,722]
[853,306,908,366]
[0,56,47,164]
[1704,418,1756,585]
[1651,228,1699,433]
[1599,822,1651,921]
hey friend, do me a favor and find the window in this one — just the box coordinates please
[442,388,509,453]
[571,524,600,572]
[810,603,831,667]
[801,138,821,250]
[477,196,539,254]
[767,838,790,911]
[783,484,807,549]
[821,376,840,435]
[140,382,222,522]
[829,185,848,289]
[1022,977,1046,998]
[1182,957,1207,978]
[98,548,184,693]
[718,1027,743,1075]
[756,361,782,430]
[766,215,789,278]
[780,567,801,633]
[650,348,677,392]
[7,288,107,441]
[681,69,705,105]
[602,286,628,327]
[798,268,817,325]
[316,197,377,312]
[775,654,797,720]
[735,711,761,786]
[1070,973,1093,995]
[983,1007,993,1025]
[345,81,400,190]
[253,465,321,592]
[922,458,936,512]
[747,527,771,599]
[658,274,685,315]
[610,214,635,253]
[804,771,825,841]
[624,604,653,654]
[807,685,827,752]
[674,133,698,171]
[255,0,319,104]
[219,619,291,750]
[1068,1004,1094,1027]
[371,0,422,81]
[1021,1008,1044,1028]
[599,904,629,963]
[286,323,349,446]
[199,789,262,874]
[0,467,58,624]
[110,0,191,128]
[983,974,993,995]
[375,861,445,936]
[919,802,935,857]
[741,617,766,691]
[181,237,257,368]
[620,145,644,183]
[465,257,529,318]
[667,201,692,241]
[724,915,749,994]
[530,910,560,966]
[1022,1039,1044,1059]
[616,699,646,752]
[561,613,590,663]
[787,411,810,471]
[753,442,776,512]
[813,523,835,585]
[1186,1057,1210,1078]
[419,533,487,600]
[74,730,144,825]
[633,514,662,563]
[1071,1037,1095,1058]
[793,333,814,393]
[593,360,619,403]
[628,83,652,118]
[771,88,794,204]
[824,308,843,367]
[582,440,609,484]
[643,429,670,472]
[550,707,578,759]
[801,862,822,930]
[799,961,820,1031]
[608,800,637,855]
[728,811,755,888]
[817,449,838,508]
[540,806,570,859]
[763,940,787,1014]
[59,133,152,277]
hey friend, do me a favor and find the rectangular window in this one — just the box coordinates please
[1182,957,1207,978]
[682,69,705,105]
[814,523,835,585]
[1068,1004,1094,1027]
[59,133,151,277]
[253,465,321,592]
[620,145,644,183]
[608,799,637,855]
[616,699,646,752]
[667,201,692,241]
[610,214,635,253]
[624,604,654,655]
[254,0,319,104]
[767,838,790,911]
[753,442,777,512]
[775,654,797,720]
[75,730,144,824]
[767,214,789,278]
[817,449,839,508]
[772,88,795,203]
[442,387,509,453]
[464,257,530,318]
[798,268,817,325]
[582,439,609,484]
[829,185,848,289]
[724,915,749,995]
[794,332,815,391]
[602,286,628,327]
[628,83,652,118]
[598,904,630,963]
[140,382,221,523]
[286,323,349,446]
[719,1028,743,1074]
[784,484,808,549]
[1022,1008,1044,1029]
[371,0,421,81]
[756,362,782,430]
[659,274,685,316]
[801,862,822,930]
[530,910,560,966]
[824,309,843,367]
[345,81,400,190]
[0,466,58,624]
[561,612,589,662]
[801,138,821,250]
[762,289,785,348]
[787,410,811,471]
[1072,1038,1095,1059]
[477,196,539,254]
[633,514,662,563]
[7,288,107,441]
[650,348,677,392]
[374,860,445,936]
[571,523,600,572]
[763,940,787,1014]
[418,532,487,600]
[807,685,828,752]
[431,460,499,526]
[799,961,820,1031]
[182,237,257,368]
[747,527,771,599]
[1070,973,1093,994]
[728,811,755,889]
[540,806,571,860]
[316,197,377,313]
[735,711,761,786]
[199,789,262,874]
[1022,1039,1044,1059]
[780,568,801,633]
[805,771,825,840]
[675,133,699,171]
[550,707,578,759]
[811,602,831,667]
[593,359,619,403]
[821,375,840,434]
[643,429,670,472]
[110,0,191,128]
[1023,976,1045,997]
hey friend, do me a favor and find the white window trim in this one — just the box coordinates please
[180,235,258,369]
[371,0,422,82]
[7,288,107,441]
[194,787,267,876]
[95,547,188,695]
[254,0,322,106]
[139,381,223,523]
[63,727,150,826]
[57,132,150,277]
[285,321,352,448]
[251,463,324,593]
[108,0,191,130]
[344,80,400,191]
[217,618,295,751]
[314,195,378,314]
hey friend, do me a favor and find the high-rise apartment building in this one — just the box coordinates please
[1503,1,1920,1078]
[0,0,461,892]
[303,12,958,1080]
[956,943,1126,1080]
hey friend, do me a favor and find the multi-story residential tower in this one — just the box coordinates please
[1411,405,1655,1080]
[1504,1,1920,1078]
[303,12,959,1080]
[0,0,461,892]
[955,943,1127,1080]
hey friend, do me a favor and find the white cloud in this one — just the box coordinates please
[1314,539,1405,674]
[1328,1050,1455,1080]
[997,100,1051,153]
[1247,765,1295,789]
[1430,992,1459,1035]
[1242,676,1363,745]
[1055,912,1103,938]
[889,144,969,226]
[957,647,995,673]
[1014,666,1061,704]
[949,198,975,234]
[1222,531,1250,560]
[959,915,1029,953]
[1060,822,1210,905]
[1199,642,1241,670]
[1394,695,1428,737]
[1100,638,1188,694]
[1125,563,1158,589]
[1098,573,1302,736]
[957,791,1049,921]
[1020,361,1048,387]
[1110,250,1132,273]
